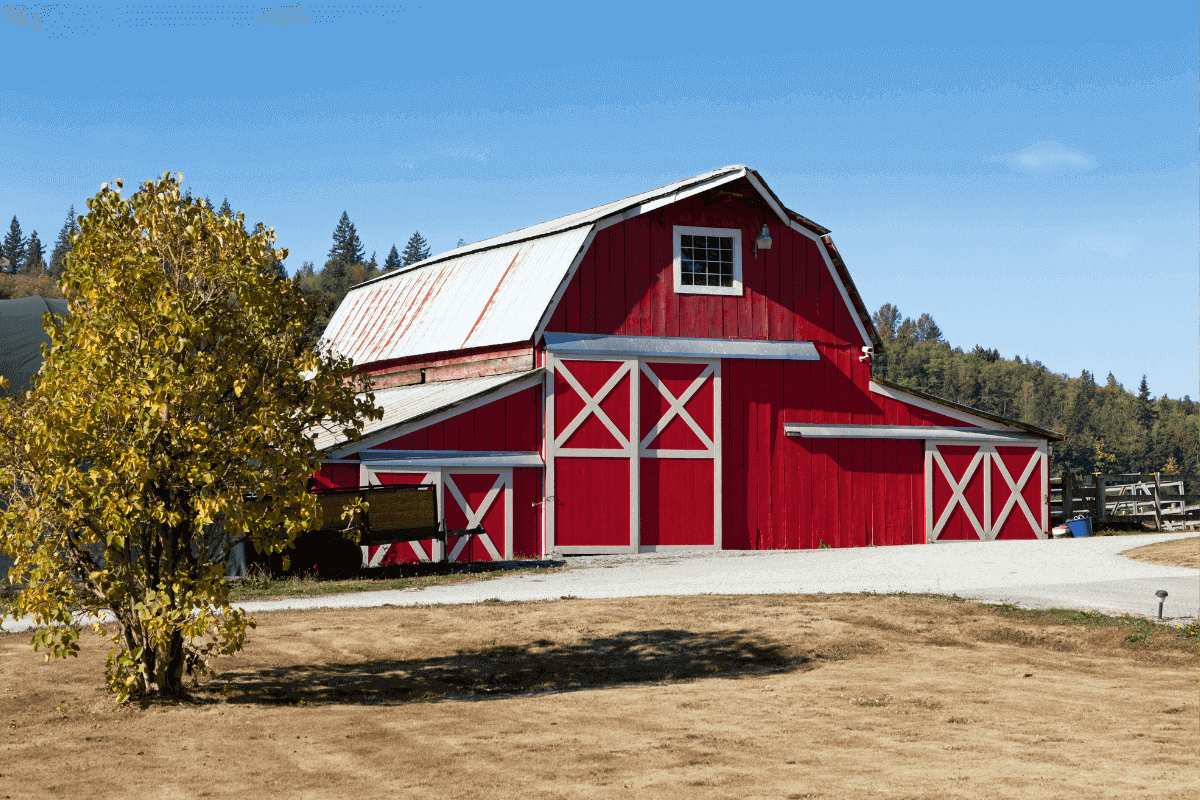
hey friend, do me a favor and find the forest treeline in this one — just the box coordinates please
[870,304,1198,477]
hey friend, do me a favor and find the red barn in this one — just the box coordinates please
[314,166,1062,564]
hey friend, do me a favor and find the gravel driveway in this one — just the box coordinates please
[235,532,1198,622]
[3,533,1195,633]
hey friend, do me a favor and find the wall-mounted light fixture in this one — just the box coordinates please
[754,224,772,257]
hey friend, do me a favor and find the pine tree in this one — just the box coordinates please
[1135,375,1156,431]
[2,216,25,274]
[401,231,431,267]
[914,312,944,344]
[328,212,366,267]
[218,197,233,218]
[24,231,45,275]
[49,206,78,278]
[383,244,401,272]
[367,251,378,270]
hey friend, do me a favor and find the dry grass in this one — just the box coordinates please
[1122,535,1200,569]
[0,594,1196,799]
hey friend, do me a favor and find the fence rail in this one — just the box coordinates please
[1050,472,1200,531]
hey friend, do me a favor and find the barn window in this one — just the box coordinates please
[673,226,743,296]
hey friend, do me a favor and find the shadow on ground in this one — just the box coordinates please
[201,628,808,706]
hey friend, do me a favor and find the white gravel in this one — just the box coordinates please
[3,533,1195,633]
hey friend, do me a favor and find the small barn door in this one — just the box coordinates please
[443,470,512,562]
[638,360,720,548]
[925,441,1048,542]
[364,467,513,563]
[547,356,637,552]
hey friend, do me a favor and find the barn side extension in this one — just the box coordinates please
[315,166,1062,559]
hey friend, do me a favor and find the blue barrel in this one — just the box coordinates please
[1066,516,1093,537]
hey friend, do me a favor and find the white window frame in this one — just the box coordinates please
[673,225,743,297]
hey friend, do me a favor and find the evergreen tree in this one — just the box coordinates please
[204,195,215,213]
[456,238,466,248]
[49,206,78,278]
[383,244,401,272]
[914,312,944,344]
[2,216,26,274]
[401,230,431,266]
[1135,375,1156,430]
[367,251,378,270]
[328,212,366,267]
[218,197,233,218]
[23,231,45,275]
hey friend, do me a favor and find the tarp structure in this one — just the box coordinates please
[0,295,68,398]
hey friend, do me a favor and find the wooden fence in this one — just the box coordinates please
[1050,473,1200,531]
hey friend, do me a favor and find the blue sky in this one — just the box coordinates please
[2,2,1196,398]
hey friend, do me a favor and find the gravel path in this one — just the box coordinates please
[235,532,1199,621]
[3,533,1195,633]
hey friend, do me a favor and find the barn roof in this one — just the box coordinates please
[321,166,882,365]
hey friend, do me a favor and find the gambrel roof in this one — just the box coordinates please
[320,166,881,366]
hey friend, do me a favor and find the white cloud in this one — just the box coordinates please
[1000,141,1098,172]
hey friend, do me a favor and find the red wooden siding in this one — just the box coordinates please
[313,462,359,489]
[721,359,927,549]
[376,385,542,451]
[554,458,630,546]
[545,184,864,348]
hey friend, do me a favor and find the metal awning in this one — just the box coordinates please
[783,423,1044,442]
[361,450,543,468]
[544,332,819,361]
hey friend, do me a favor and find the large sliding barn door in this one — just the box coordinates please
[547,353,720,553]
[925,441,1048,541]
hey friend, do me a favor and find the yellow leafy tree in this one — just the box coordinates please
[0,173,380,701]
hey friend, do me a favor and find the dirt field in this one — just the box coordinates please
[1,594,1195,800]
[1122,535,1200,569]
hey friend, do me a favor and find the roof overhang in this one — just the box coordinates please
[870,378,1065,441]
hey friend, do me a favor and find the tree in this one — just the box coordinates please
[367,251,378,271]
[328,212,366,268]
[2,216,25,274]
[218,197,233,218]
[383,244,401,272]
[401,230,430,266]
[49,206,79,278]
[0,173,380,701]
[23,231,45,275]
[456,238,466,248]
[913,312,944,344]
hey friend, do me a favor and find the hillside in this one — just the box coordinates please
[870,304,1198,476]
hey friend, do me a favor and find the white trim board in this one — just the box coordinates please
[783,423,1042,442]
[360,450,543,468]
[868,380,1023,432]
[544,332,818,361]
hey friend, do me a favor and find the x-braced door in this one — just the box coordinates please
[363,467,513,563]
[925,441,1048,541]
[546,353,721,553]
[638,361,720,547]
